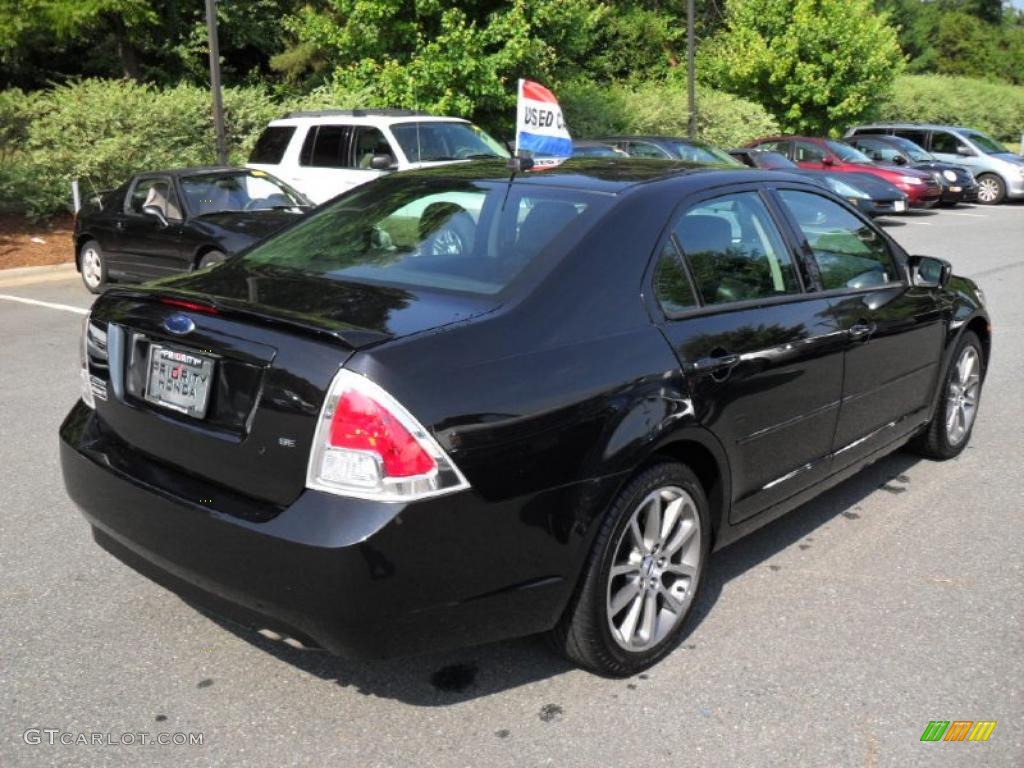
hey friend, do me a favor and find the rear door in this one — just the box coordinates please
[654,185,846,523]
[774,188,945,469]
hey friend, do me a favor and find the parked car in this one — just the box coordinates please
[729,149,909,217]
[62,159,989,676]
[845,123,1024,205]
[248,109,509,204]
[572,140,628,158]
[844,134,978,205]
[601,135,742,165]
[74,167,311,294]
[746,136,942,208]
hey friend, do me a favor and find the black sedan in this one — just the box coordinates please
[844,134,979,205]
[62,160,989,676]
[730,148,909,216]
[74,167,311,293]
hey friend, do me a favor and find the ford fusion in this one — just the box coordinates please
[61,160,989,676]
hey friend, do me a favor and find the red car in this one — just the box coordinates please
[747,136,943,208]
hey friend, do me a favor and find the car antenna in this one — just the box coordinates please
[85,175,104,209]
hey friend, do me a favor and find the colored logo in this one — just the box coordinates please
[163,313,195,335]
[920,720,997,742]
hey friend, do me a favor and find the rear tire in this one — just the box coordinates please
[79,240,107,294]
[911,331,984,460]
[198,250,227,269]
[550,461,711,677]
[975,174,1005,205]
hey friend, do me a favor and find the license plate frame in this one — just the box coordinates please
[144,343,216,419]
[893,200,906,212]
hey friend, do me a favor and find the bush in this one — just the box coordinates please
[559,79,779,147]
[874,75,1024,144]
[2,79,280,217]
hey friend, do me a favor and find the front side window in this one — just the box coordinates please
[855,138,902,163]
[779,190,897,291]
[930,131,967,155]
[673,191,802,305]
[352,127,394,168]
[824,140,873,164]
[239,178,608,295]
[390,121,508,163]
[625,141,670,158]
[795,141,826,163]
[756,140,792,157]
[128,177,181,220]
[962,130,1004,154]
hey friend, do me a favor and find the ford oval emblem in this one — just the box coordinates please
[163,313,195,335]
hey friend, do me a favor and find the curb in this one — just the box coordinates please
[0,262,78,289]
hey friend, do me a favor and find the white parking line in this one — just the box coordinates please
[0,294,88,315]
[943,212,988,218]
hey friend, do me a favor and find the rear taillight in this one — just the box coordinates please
[306,369,469,501]
[79,314,94,408]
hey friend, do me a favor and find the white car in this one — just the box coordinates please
[247,109,509,204]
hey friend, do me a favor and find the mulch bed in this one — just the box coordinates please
[0,213,75,270]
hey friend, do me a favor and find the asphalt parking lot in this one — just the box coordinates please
[1,204,1022,767]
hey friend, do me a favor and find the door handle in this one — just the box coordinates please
[688,353,740,375]
[847,323,875,340]
[115,220,125,231]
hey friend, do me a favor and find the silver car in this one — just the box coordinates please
[845,123,1024,204]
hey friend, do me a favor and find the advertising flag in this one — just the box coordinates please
[515,79,572,159]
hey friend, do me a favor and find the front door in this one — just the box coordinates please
[109,176,187,280]
[774,188,946,469]
[654,187,847,523]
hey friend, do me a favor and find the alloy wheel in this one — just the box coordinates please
[946,345,981,446]
[82,247,102,288]
[606,485,702,652]
[976,177,1000,204]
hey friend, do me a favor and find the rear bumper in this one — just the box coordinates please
[60,402,586,658]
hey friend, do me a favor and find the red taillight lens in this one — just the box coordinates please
[158,296,219,314]
[329,389,436,477]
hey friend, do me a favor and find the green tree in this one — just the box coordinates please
[700,0,904,134]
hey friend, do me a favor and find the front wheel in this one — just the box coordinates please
[198,250,227,269]
[550,461,710,676]
[912,331,984,460]
[975,174,1005,205]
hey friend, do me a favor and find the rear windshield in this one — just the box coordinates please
[238,177,609,295]
[249,126,296,165]
[390,122,509,163]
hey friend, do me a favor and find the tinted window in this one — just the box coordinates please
[756,140,791,156]
[674,192,801,305]
[854,138,903,162]
[892,129,928,147]
[239,179,608,295]
[795,141,826,163]
[352,127,393,168]
[779,190,897,291]
[930,131,966,155]
[301,125,351,168]
[249,126,295,165]
[654,243,697,314]
[627,141,670,158]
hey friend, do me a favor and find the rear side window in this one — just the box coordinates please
[673,191,802,306]
[239,179,609,295]
[779,190,897,291]
[249,126,295,165]
[301,125,352,168]
[893,129,928,146]
[653,243,697,314]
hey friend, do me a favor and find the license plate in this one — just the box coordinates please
[144,344,215,418]
[950,186,962,192]
[893,200,906,212]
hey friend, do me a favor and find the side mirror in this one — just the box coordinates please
[142,205,169,227]
[370,154,396,171]
[908,255,952,288]
[892,154,907,165]
[956,145,974,157]
[821,155,835,166]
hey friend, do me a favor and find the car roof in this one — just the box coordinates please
[134,166,251,178]
[268,113,469,128]
[602,135,712,146]
[851,123,976,132]
[369,157,810,195]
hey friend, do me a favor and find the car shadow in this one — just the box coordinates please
[201,449,921,706]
